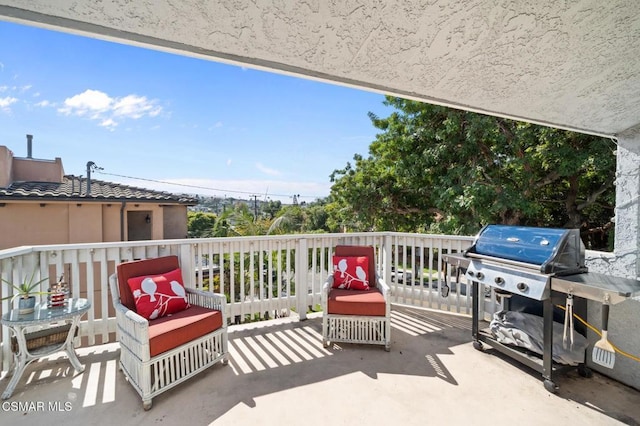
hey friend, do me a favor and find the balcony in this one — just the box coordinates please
[1,232,639,424]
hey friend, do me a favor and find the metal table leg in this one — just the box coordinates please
[2,324,30,400]
[2,317,85,400]
[64,316,85,374]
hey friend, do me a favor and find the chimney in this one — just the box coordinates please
[26,134,33,158]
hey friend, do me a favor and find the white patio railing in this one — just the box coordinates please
[0,232,476,372]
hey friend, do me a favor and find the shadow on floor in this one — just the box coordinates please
[1,306,639,425]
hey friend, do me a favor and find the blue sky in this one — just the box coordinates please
[0,20,392,203]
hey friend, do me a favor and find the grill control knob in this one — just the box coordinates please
[494,277,505,286]
[476,272,485,280]
[516,282,528,292]
[468,271,475,277]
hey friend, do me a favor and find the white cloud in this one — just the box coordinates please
[112,94,161,118]
[35,100,52,107]
[0,96,18,112]
[59,89,112,116]
[0,85,7,92]
[100,118,117,130]
[256,162,281,176]
[58,89,163,128]
[226,159,232,166]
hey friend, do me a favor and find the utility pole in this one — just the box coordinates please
[252,195,258,221]
[85,161,103,196]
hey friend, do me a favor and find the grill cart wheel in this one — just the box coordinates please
[544,379,558,393]
[473,341,484,351]
[578,365,592,378]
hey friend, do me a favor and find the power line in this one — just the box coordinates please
[95,170,322,199]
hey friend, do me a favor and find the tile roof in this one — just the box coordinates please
[0,175,198,204]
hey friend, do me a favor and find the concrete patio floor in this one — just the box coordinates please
[1,306,639,425]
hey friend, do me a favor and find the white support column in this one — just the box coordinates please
[587,128,640,277]
[585,125,640,390]
[612,127,640,278]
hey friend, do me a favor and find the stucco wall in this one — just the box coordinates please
[68,203,102,243]
[1,1,639,136]
[0,202,69,248]
[102,203,123,242]
[0,146,12,188]
[12,157,63,183]
[0,202,189,249]
[0,202,106,248]
[163,205,188,239]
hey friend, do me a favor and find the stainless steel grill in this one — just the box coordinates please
[464,225,587,301]
[442,224,640,393]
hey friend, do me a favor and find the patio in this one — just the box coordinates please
[1,305,639,425]
[0,3,639,423]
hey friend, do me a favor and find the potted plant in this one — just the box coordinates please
[1,270,50,314]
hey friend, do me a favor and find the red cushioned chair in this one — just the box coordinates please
[322,245,391,351]
[109,255,228,410]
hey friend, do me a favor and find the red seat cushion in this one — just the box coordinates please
[327,287,386,316]
[148,305,223,357]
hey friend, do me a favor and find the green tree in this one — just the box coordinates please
[305,200,330,232]
[187,211,217,238]
[261,199,282,219]
[267,199,331,235]
[329,97,616,249]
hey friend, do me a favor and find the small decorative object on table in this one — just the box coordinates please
[48,274,69,308]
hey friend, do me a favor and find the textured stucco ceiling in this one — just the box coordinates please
[1,0,639,137]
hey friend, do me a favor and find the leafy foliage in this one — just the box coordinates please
[187,211,217,238]
[1,270,50,301]
[188,199,332,238]
[328,97,616,249]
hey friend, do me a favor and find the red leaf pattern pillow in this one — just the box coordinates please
[332,256,370,290]
[127,268,190,320]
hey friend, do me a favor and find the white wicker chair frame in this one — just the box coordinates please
[321,246,391,351]
[109,271,228,410]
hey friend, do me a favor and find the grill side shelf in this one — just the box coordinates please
[551,272,640,304]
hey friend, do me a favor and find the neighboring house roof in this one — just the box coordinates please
[0,175,198,205]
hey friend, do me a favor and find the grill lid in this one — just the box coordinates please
[465,225,587,275]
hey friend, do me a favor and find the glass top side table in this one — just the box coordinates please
[1,298,91,399]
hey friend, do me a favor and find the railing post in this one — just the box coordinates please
[296,238,308,320]
[180,243,196,289]
[383,233,392,288]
